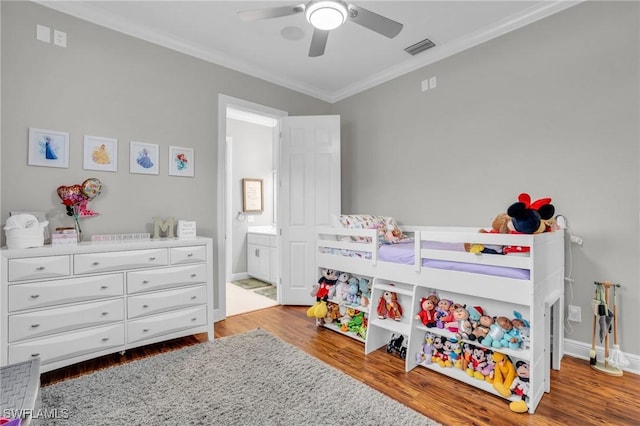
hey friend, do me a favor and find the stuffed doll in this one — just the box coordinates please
[323,302,342,324]
[464,213,511,254]
[358,277,371,307]
[470,314,494,341]
[431,335,446,367]
[467,346,493,381]
[445,304,473,339]
[345,278,360,305]
[482,316,513,349]
[505,193,555,254]
[416,332,435,365]
[415,293,439,327]
[491,352,517,398]
[512,311,531,350]
[334,272,350,301]
[509,360,530,413]
[460,342,474,371]
[377,290,403,320]
[435,298,454,328]
[306,269,338,320]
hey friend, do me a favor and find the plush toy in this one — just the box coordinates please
[416,332,435,365]
[414,293,439,327]
[505,193,555,254]
[358,277,371,307]
[345,278,360,305]
[466,346,493,381]
[491,352,517,398]
[334,272,351,301]
[481,316,514,349]
[510,360,530,413]
[450,305,474,340]
[464,213,511,254]
[431,335,446,367]
[306,269,338,320]
[323,302,342,324]
[383,224,401,244]
[377,289,403,320]
[435,298,454,328]
[512,311,531,350]
[460,342,474,371]
[470,314,494,341]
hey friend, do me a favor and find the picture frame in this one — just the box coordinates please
[83,135,118,172]
[129,141,159,175]
[28,128,69,168]
[168,146,195,177]
[242,178,264,212]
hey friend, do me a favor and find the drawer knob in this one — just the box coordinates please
[149,257,156,261]
[30,323,40,328]
[31,353,40,357]
[191,317,197,321]
[142,280,149,284]
[35,266,46,271]
[100,285,108,290]
[142,304,149,308]
[143,328,150,333]
[30,294,40,299]
[190,296,197,300]
[190,274,197,278]
[101,312,109,316]
[187,253,193,257]
[92,262,100,266]
[101,337,110,342]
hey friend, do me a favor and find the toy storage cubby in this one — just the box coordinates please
[364,279,418,370]
[406,288,534,406]
[317,269,373,343]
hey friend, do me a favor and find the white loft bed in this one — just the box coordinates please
[316,224,565,413]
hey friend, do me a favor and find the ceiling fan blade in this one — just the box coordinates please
[347,4,403,38]
[308,29,329,57]
[238,4,305,22]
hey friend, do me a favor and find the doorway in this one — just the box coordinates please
[216,95,288,320]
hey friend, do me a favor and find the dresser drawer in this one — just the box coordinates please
[9,299,124,342]
[127,305,207,344]
[8,323,125,365]
[8,274,124,312]
[127,264,207,294]
[127,285,207,319]
[8,256,70,282]
[74,249,169,274]
[170,245,207,265]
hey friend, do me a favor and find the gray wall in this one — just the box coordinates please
[228,117,274,275]
[0,1,330,309]
[333,1,639,358]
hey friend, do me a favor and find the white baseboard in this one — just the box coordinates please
[230,272,249,282]
[563,338,640,375]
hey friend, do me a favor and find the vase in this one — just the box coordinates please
[74,218,82,243]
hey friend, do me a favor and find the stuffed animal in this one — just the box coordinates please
[510,360,530,413]
[306,269,338,320]
[460,342,474,371]
[383,224,401,244]
[415,293,439,327]
[466,346,493,381]
[512,311,531,350]
[323,302,342,324]
[377,290,403,320]
[505,193,555,254]
[470,314,494,341]
[445,304,473,340]
[416,332,435,365]
[464,213,511,254]
[431,335,446,367]
[334,272,351,301]
[358,277,371,307]
[491,352,517,398]
[481,316,513,349]
[345,278,360,305]
[435,298,454,328]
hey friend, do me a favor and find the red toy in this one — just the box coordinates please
[414,293,439,327]
[377,289,403,321]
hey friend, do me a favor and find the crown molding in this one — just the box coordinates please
[35,1,582,104]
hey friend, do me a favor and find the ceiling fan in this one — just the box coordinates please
[238,1,403,57]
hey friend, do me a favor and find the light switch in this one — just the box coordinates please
[429,76,437,89]
[53,30,67,48]
[36,25,50,43]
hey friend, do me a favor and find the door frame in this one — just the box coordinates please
[216,94,287,321]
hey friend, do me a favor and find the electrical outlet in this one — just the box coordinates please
[568,305,581,322]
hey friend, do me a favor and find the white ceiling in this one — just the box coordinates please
[38,1,580,103]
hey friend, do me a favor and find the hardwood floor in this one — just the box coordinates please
[41,305,639,426]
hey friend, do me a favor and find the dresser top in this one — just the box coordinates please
[1,236,213,258]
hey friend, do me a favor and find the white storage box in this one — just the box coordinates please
[4,214,48,249]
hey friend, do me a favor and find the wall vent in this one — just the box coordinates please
[404,38,436,56]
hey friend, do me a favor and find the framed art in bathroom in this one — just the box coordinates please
[242,178,263,212]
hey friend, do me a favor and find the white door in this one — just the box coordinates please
[278,115,341,305]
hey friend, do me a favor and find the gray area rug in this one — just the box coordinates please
[231,278,269,290]
[38,329,439,425]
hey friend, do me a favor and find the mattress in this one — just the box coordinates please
[378,241,530,280]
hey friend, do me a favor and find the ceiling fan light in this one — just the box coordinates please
[306,1,347,31]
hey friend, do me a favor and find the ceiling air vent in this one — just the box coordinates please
[404,38,435,56]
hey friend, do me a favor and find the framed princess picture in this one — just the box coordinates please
[28,128,69,168]
[130,141,159,175]
[83,135,118,172]
[168,146,194,177]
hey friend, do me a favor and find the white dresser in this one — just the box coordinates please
[0,237,214,373]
